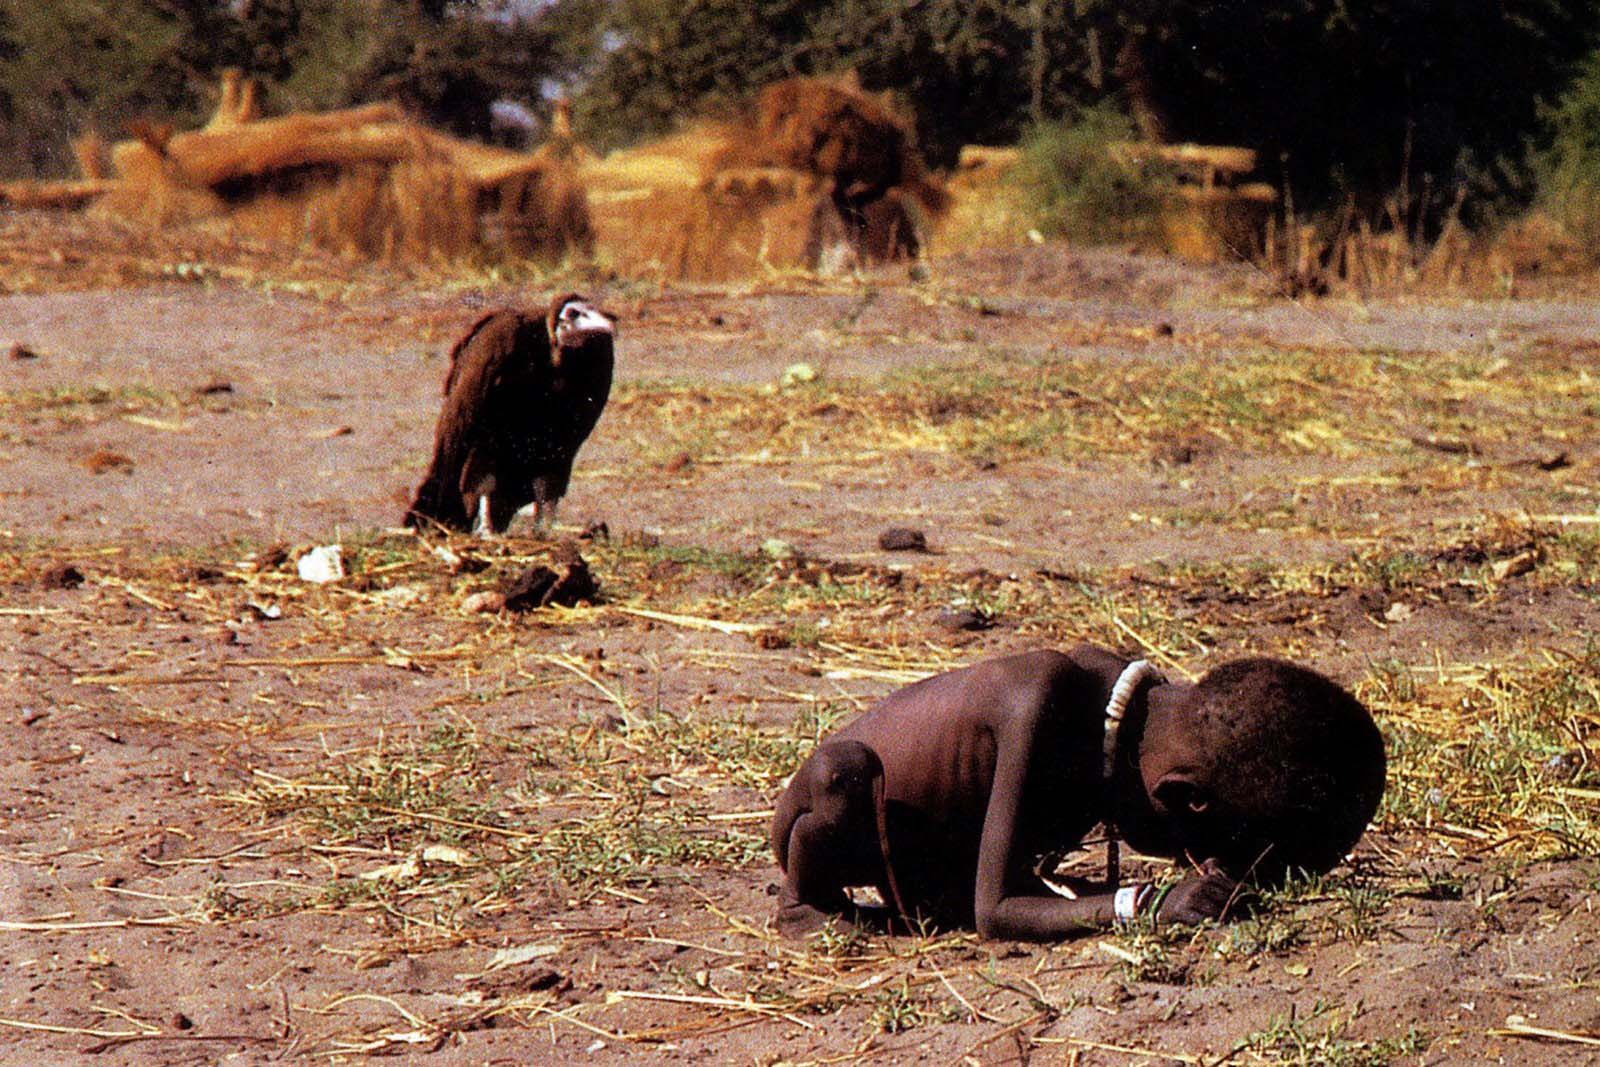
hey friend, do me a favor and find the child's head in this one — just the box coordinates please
[1138,658,1386,882]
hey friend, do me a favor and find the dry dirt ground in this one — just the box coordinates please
[2,212,1599,1064]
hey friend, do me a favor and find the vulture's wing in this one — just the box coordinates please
[442,311,506,398]
[434,311,552,485]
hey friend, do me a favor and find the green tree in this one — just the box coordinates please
[1535,47,1600,246]
[0,0,240,176]
[572,0,1089,163]
[1101,1,1600,219]
[571,0,1600,218]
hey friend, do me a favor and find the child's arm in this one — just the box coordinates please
[969,654,1240,941]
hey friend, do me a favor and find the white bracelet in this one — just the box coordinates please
[1113,884,1143,924]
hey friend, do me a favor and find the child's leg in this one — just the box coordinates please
[771,740,896,935]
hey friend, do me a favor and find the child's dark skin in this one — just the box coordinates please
[771,647,1250,940]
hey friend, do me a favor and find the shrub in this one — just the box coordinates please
[1535,48,1600,254]
[1016,105,1172,246]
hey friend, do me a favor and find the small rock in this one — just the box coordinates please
[193,379,233,396]
[761,538,799,561]
[8,342,38,361]
[20,708,47,726]
[1155,322,1175,337]
[878,527,928,552]
[1383,602,1414,623]
[296,544,344,584]
[171,1012,193,1031]
[1536,451,1571,472]
[462,590,507,614]
[578,520,610,541]
[1541,751,1584,779]
[780,362,818,388]
[662,452,692,473]
[83,449,134,475]
[38,561,85,589]
[934,607,992,631]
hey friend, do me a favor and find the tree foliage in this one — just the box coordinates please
[2,0,1599,222]
[1106,1,1600,217]
[575,0,1600,215]
[0,0,585,177]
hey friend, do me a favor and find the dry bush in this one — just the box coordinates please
[1263,190,1520,297]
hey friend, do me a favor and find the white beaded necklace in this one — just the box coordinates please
[1102,659,1161,888]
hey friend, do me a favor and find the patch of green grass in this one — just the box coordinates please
[1233,1001,1430,1066]
[869,976,930,1034]
[1371,643,1600,858]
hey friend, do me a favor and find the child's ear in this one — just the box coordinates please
[1153,774,1211,815]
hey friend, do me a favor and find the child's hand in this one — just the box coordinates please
[1153,861,1240,925]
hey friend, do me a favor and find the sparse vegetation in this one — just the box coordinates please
[1018,106,1172,245]
[3,214,1598,1060]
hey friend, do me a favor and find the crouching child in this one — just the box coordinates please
[770,647,1386,940]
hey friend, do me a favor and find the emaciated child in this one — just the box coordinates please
[771,646,1386,939]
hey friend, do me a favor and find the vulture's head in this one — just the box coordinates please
[547,293,614,367]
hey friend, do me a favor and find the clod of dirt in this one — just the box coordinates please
[755,629,791,649]
[38,561,85,589]
[1152,433,1212,467]
[878,527,929,552]
[308,424,353,440]
[462,590,507,614]
[1155,322,1175,337]
[578,520,610,541]
[933,606,992,631]
[662,452,693,473]
[242,544,290,572]
[171,561,226,583]
[83,448,134,475]
[193,379,233,396]
[1536,451,1571,471]
[8,341,39,360]
[500,552,597,611]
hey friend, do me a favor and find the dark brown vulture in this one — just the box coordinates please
[405,293,614,535]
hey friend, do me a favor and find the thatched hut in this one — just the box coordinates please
[581,75,948,280]
[77,72,591,264]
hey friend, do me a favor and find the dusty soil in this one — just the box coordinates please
[2,211,1598,1064]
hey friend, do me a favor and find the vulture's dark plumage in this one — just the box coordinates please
[406,293,614,535]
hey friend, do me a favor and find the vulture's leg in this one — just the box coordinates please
[472,494,496,539]
[534,498,559,532]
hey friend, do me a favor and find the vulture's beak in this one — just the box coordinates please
[554,304,615,358]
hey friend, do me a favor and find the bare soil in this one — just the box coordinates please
[2,211,1597,1064]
